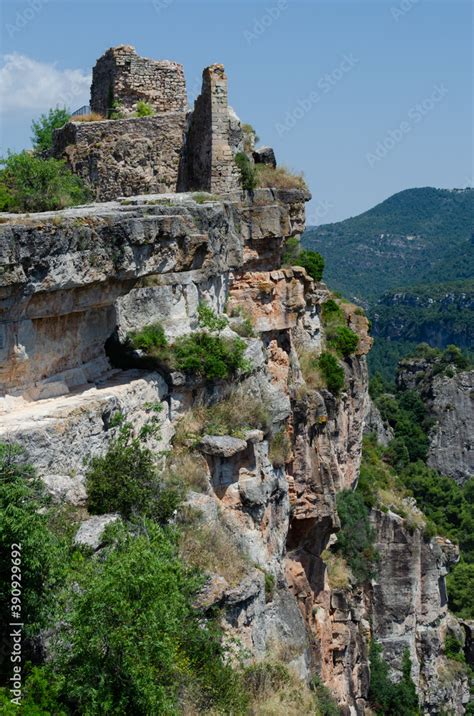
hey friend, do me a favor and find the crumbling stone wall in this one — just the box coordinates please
[52,114,187,201]
[181,64,241,193]
[53,48,243,200]
[90,45,187,117]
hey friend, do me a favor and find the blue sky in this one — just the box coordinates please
[0,0,472,223]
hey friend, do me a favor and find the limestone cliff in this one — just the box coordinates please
[1,187,470,713]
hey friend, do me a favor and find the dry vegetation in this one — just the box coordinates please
[321,549,352,590]
[174,390,270,446]
[255,164,307,191]
[178,508,249,586]
[166,448,209,493]
[72,112,106,122]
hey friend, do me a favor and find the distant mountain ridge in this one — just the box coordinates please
[302,187,474,380]
[303,187,474,305]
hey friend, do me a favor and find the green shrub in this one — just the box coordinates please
[282,236,301,265]
[335,490,378,583]
[85,423,181,522]
[446,561,474,619]
[235,151,257,190]
[328,326,359,357]
[129,323,168,352]
[0,152,90,213]
[322,298,344,322]
[197,302,229,333]
[173,332,249,380]
[311,676,341,716]
[0,443,66,680]
[298,249,325,281]
[52,521,247,715]
[135,100,154,117]
[109,99,124,119]
[0,665,66,714]
[318,352,345,395]
[444,633,466,663]
[242,123,259,152]
[31,107,70,153]
[368,642,419,716]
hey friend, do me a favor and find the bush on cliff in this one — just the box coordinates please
[282,237,325,281]
[31,106,70,153]
[318,352,345,395]
[129,311,250,381]
[0,152,90,213]
[368,641,419,716]
[335,489,378,583]
[134,100,155,117]
[328,325,359,357]
[86,422,182,522]
[235,151,258,190]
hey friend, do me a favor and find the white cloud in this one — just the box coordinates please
[0,53,91,114]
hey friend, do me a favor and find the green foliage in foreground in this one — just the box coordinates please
[335,490,377,583]
[52,521,246,715]
[368,641,419,715]
[0,152,90,213]
[31,107,70,153]
[0,444,66,680]
[318,351,345,395]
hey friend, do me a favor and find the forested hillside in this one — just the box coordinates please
[303,188,474,380]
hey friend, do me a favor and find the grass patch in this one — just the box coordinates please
[165,448,209,493]
[256,164,307,191]
[178,509,249,586]
[269,429,292,467]
[192,192,221,204]
[321,549,351,590]
[72,112,106,122]
[174,389,270,445]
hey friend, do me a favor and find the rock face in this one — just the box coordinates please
[397,355,473,484]
[370,511,469,714]
[427,370,474,484]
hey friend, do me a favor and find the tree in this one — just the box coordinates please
[0,443,65,682]
[368,641,419,715]
[31,107,70,153]
[0,152,90,213]
[52,522,245,715]
[335,490,377,582]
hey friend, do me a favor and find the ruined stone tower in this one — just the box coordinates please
[90,45,187,117]
[52,47,242,200]
[181,64,241,194]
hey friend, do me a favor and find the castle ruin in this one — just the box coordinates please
[52,46,248,200]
